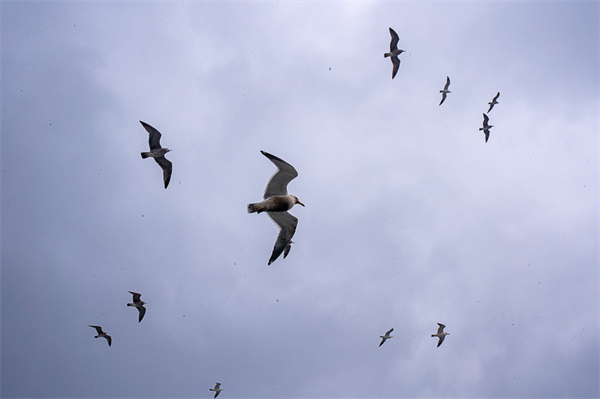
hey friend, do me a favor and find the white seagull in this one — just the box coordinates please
[384,27,405,79]
[479,113,493,143]
[140,121,172,189]
[431,323,449,347]
[487,92,500,113]
[248,151,304,265]
[209,382,224,398]
[127,291,147,322]
[439,76,451,106]
[89,325,112,347]
[379,328,394,347]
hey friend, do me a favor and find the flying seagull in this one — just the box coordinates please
[89,325,111,347]
[439,76,451,106]
[209,382,224,398]
[431,323,449,347]
[379,328,394,347]
[127,291,147,322]
[487,92,500,113]
[479,113,493,143]
[140,121,172,189]
[384,27,405,79]
[248,151,304,265]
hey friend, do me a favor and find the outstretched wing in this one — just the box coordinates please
[154,156,173,189]
[129,291,142,302]
[105,335,112,347]
[267,211,298,265]
[89,325,103,334]
[493,92,500,101]
[436,323,446,334]
[391,56,400,79]
[444,76,450,90]
[140,121,163,150]
[261,151,298,199]
[389,27,399,51]
[482,113,489,126]
[138,306,146,322]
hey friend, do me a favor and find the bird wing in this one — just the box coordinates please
[214,383,221,389]
[389,27,399,51]
[379,337,386,346]
[386,328,394,335]
[482,113,489,126]
[484,130,490,143]
[436,323,446,334]
[437,335,446,347]
[105,335,112,347]
[89,325,103,334]
[140,121,163,150]
[129,291,142,302]
[267,211,298,265]
[138,306,146,322]
[391,56,400,79]
[493,92,500,101]
[261,151,298,199]
[487,103,494,113]
[444,76,450,90]
[214,392,220,398]
[154,156,173,189]
[439,92,447,106]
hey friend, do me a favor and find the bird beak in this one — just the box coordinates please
[298,201,305,207]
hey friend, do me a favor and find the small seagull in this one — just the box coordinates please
[209,382,224,398]
[248,151,304,265]
[479,113,493,143]
[439,76,451,106]
[431,323,449,347]
[140,121,172,189]
[379,328,394,347]
[487,92,500,113]
[127,291,147,322]
[384,27,405,79]
[89,325,111,347]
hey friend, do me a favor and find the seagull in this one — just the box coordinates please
[140,121,172,189]
[379,328,394,347]
[127,291,147,322]
[89,325,111,347]
[248,151,304,265]
[487,92,500,112]
[209,382,224,398]
[384,27,405,79]
[431,323,449,347]
[439,76,451,106]
[479,113,493,143]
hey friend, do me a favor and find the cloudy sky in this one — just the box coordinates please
[1,1,598,398]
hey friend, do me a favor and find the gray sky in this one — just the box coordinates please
[1,1,598,398]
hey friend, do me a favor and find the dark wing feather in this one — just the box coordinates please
[140,121,163,150]
[267,212,298,265]
[138,306,146,322]
[493,92,500,101]
[260,151,298,199]
[154,156,173,189]
[89,325,103,334]
[391,56,400,79]
[129,291,142,302]
[105,335,112,347]
[389,27,399,51]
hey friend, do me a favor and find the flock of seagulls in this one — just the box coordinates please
[87,26,505,396]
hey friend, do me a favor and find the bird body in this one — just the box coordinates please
[379,328,394,347]
[487,92,500,112]
[439,76,451,105]
[248,151,304,265]
[210,382,224,398]
[127,291,147,322]
[479,113,493,143]
[384,28,405,79]
[89,325,112,347]
[140,121,172,189]
[431,323,449,347]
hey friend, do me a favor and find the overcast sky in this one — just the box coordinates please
[1,1,598,398]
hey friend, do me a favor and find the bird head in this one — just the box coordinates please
[294,196,305,207]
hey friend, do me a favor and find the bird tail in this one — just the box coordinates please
[141,152,151,159]
[247,203,264,214]
[384,53,390,58]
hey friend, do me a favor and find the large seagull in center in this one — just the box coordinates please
[140,121,172,189]
[384,27,405,79]
[248,151,304,265]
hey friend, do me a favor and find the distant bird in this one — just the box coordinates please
[439,76,451,105]
[431,323,449,347]
[487,92,500,112]
[384,27,405,79]
[248,151,304,265]
[379,328,394,347]
[89,325,111,347]
[140,121,172,189]
[209,382,224,398]
[127,291,147,322]
[479,113,493,143]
